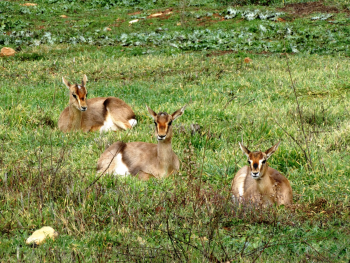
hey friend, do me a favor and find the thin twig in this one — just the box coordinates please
[199,126,211,188]
[302,240,332,263]
[283,50,313,169]
[274,119,310,166]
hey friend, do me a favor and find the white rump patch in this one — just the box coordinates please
[113,153,130,177]
[129,119,137,127]
[100,114,118,133]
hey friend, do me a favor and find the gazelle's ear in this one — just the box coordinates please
[62,77,70,89]
[239,142,250,158]
[171,105,186,121]
[82,75,88,87]
[146,105,157,120]
[265,141,280,159]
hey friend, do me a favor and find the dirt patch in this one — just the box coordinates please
[197,14,224,26]
[110,18,125,27]
[128,11,142,16]
[206,50,234,57]
[288,197,350,220]
[206,50,274,57]
[278,1,339,16]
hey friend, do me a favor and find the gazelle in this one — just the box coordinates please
[58,75,137,133]
[231,142,293,206]
[97,105,186,181]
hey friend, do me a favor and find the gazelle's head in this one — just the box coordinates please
[62,75,88,112]
[239,142,280,180]
[147,105,186,141]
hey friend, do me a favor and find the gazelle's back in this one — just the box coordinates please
[97,141,179,178]
[267,167,293,204]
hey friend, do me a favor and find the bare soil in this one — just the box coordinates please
[197,13,225,26]
[278,1,339,16]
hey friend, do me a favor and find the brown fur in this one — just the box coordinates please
[97,105,186,180]
[58,75,136,133]
[231,142,293,206]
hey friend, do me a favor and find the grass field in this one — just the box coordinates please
[1,0,350,261]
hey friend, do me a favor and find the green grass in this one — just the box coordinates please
[1,0,350,262]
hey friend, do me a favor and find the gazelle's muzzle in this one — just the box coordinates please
[157,134,166,141]
[156,125,168,141]
[251,172,261,179]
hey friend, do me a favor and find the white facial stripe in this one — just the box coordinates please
[259,159,263,170]
[78,85,81,89]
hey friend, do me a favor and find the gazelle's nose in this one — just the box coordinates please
[81,106,87,111]
[158,135,166,140]
[252,172,259,177]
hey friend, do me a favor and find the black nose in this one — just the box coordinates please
[81,107,87,111]
[253,172,259,176]
[158,135,166,139]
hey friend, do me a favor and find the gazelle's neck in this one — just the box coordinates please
[68,102,82,131]
[157,136,174,174]
[253,165,273,194]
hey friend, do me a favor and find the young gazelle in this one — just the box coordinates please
[231,142,293,206]
[97,105,186,181]
[58,75,137,133]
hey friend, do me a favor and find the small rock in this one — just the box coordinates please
[129,19,139,24]
[26,226,59,246]
[149,12,163,18]
[0,47,16,57]
[20,3,37,6]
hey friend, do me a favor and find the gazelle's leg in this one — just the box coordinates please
[138,171,153,181]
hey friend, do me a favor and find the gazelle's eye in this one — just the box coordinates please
[168,120,172,126]
[72,94,77,99]
[262,160,266,164]
[86,93,88,98]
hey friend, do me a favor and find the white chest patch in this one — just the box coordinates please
[236,173,247,197]
[113,153,130,177]
[100,114,118,133]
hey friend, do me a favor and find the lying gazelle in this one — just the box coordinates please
[97,105,186,181]
[58,75,137,133]
[231,142,293,206]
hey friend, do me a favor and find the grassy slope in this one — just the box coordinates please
[1,0,350,262]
